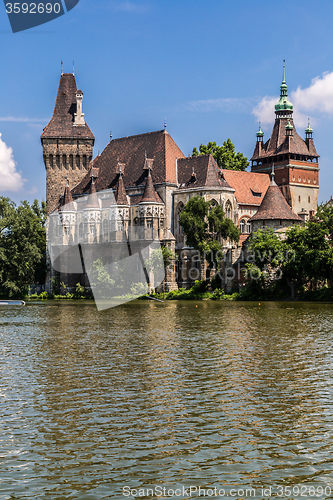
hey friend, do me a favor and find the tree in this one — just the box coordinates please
[0,197,46,297]
[179,196,240,268]
[245,203,333,298]
[192,139,249,171]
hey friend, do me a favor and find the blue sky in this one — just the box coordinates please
[0,0,332,204]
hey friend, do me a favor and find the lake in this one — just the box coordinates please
[0,301,333,499]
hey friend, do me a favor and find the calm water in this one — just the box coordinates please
[0,301,333,499]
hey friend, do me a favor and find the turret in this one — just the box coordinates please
[41,69,95,215]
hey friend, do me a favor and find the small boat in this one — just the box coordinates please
[0,300,25,306]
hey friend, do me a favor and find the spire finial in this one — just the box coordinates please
[61,61,63,76]
[110,130,112,141]
[164,118,167,131]
[73,61,75,76]
[270,163,277,185]
[282,59,286,83]
[308,117,310,128]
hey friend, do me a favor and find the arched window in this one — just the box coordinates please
[176,202,184,234]
[240,218,251,234]
[225,201,232,219]
[79,222,83,239]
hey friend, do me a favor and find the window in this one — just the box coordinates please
[79,223,83,239]
[147,218,153,229]
[103,219,108,237]
[225,201,232,219]
[308,196,311,203]
[298,196,301,203]
[63,226,69,236]
[240,218,251,234]
[250,189,262,198]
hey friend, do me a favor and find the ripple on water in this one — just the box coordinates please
[0,301,333,498]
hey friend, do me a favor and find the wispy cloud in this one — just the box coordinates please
[110,1,150,13]
[0,116,47,123]
[0,134,25,192]
[253,71,333,127]
[186,97,256,113]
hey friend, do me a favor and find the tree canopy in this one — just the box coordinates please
[245,203,333,298]
[192,139,249,171]
[179,195,240,265]
[0,197,46,297]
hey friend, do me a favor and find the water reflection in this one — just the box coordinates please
[0,302,332,498]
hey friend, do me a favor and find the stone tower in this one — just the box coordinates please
[251,63,319,220]
[41,71,95,214]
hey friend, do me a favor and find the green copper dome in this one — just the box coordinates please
[256,125,264,137]
[275,61,293,112]
[305,119,313,134]
[285,121,293,130]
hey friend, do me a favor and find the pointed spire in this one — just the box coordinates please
[164,118,167,131]
[61,60,63,75]
[140,169,161,204]
[110,130,112,141]
[305,117,313,136]
[115,168,128,206]
[256,121,264,139]
[73,61,75,76]
[60,177,75,211]
[275,60,293,114]
[270,164,277,186]
[85,170,100,209]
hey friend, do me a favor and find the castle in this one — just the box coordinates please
[41,65,319,291]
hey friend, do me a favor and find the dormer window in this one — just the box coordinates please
[251,189,262,197]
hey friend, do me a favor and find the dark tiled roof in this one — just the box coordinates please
[223,170,270,206]
[72,130,184,195]
[177,155,232,189]
[249,181,303,222]
[141,171,163,203]
[60,181,76,211]
[41,73,95,140]
[84,180,100,209]
[115,174,128,205]
[251,117,319,160]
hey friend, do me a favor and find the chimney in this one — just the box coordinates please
[74,90,85,126]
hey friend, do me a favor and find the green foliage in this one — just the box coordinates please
[243,204,333,300]
[192,139,249,171]
[179,196,240,266]
[0,197,46,298]
[145,245,175,274]
[150,280,239,301]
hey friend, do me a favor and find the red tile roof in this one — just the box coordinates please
[72,129,184,195]
[249,180,303,222]
[41,73,95,140]
[223,170,270,206]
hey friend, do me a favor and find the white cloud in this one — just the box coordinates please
[0,134,25,192]
[253,71,333,128]
[186,97,255,113]
[0,116,47,123]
